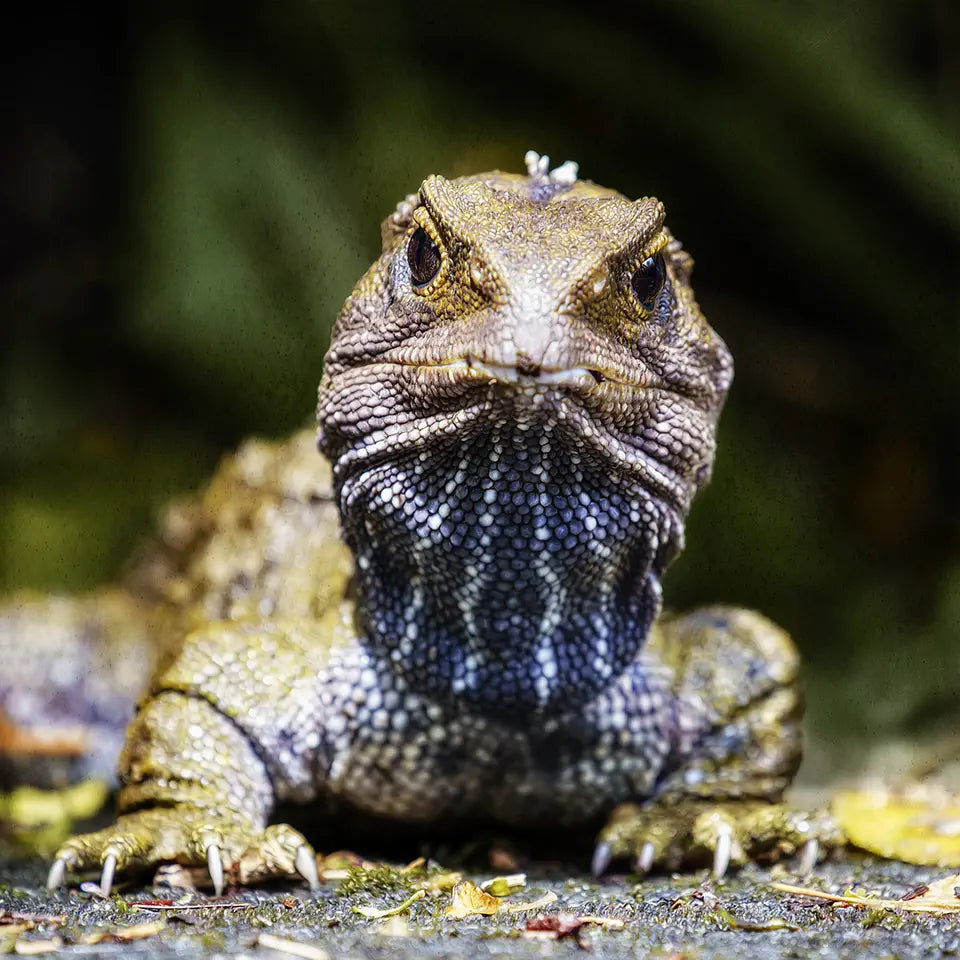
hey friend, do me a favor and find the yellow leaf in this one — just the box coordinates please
[13,937,63,956]
[444,881,503,918]
[0,779,108,828]
[480,873,527,896]
[503,892,559,915]
[444,881,558,919]
[414,870,462,892]
[80,919,168,944]
[833,787,960,867]
[352,888,425,919]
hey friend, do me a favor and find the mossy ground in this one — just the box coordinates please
[1,853,956,959]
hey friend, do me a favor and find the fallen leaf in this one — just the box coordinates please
[414,870,462,892]
[317,850,372,883]
[504,892,559,914]
[833,787,960,867]
[107,918,168,941]
[79,919,167,944]
[0,912,65,951]
[772,872,960,916]
[444,880,558,919]
[0,912,64,928]
[319,850,368,870]
[13,936,63,955]
[131,900,250,912]
[352,888,426,919]
[444,881,502,919]
[480,873,526,896]
[524,912,625,947]
[525,912,586,940]
[0,779,108,828]
[256,933,330,960]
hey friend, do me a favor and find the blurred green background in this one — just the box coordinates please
[1,2,957,776]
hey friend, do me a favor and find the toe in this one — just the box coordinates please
[46,858,66,891]
[237,823,317,888]
[294,845,320,890]
[633,840,656,874]
[207,844,225,896]
[98,852,118,897]
[797,837,819,875]
[691,809,747,878]
[591,841,612,877]
[711,822,732,879]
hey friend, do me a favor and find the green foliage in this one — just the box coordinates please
[1,0,957,757]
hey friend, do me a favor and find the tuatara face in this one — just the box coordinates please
[318,159,734,716]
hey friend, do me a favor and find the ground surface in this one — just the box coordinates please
[1,852,957,959]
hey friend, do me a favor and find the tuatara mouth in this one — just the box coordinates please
[404,355,657,393]
[434,356,602,388]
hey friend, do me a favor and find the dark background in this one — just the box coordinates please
[1,2,957,778]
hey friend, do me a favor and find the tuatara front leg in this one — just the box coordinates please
[593,607,845,877]
[47,694,317,895]
[48,615,339,895]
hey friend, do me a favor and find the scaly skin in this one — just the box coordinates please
[3,154,843,894]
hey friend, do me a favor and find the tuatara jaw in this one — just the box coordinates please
[419,357,603,390]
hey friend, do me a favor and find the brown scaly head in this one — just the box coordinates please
[318,154,733,717]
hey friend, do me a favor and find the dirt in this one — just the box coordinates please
[1,852,957,959]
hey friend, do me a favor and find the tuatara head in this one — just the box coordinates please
[318,154,733,716]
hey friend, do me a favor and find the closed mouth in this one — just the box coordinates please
[412,356,647,391]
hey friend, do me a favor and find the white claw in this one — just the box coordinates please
[46,858,66,891]
[207,843,225,896]
[712,823,732,880]
[294,845,320,891]
[99,853,117,898]
[798,837,819,876]
[634,840,656,874]
[591,841,612,877]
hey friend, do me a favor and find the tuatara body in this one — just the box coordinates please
[1,153,841,894]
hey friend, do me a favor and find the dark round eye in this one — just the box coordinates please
[407,227,441,288]
[630,253,666,311]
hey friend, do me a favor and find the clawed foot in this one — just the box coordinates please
[46,809,319,896]
[592,800,845,879]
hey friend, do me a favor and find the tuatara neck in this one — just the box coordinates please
[336,399,684,717]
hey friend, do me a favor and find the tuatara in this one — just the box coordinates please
[1,152,842,895]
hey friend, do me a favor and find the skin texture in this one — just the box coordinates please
[1,156,842,893]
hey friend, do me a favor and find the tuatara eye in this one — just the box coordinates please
[630,253,666,311]
[407,227,441,288]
